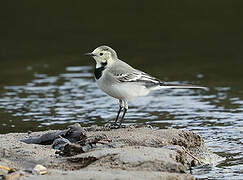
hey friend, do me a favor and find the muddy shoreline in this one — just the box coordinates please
[0,125,219,180]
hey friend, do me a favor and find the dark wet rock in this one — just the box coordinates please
[55,134,111,156]
[52,137,71,150]
[20,130,69,145]
[20,123,86,145]
[65,123,86,143]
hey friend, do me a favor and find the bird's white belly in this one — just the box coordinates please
[96,80,149,101]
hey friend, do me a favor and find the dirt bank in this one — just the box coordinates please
[0,125,219,180]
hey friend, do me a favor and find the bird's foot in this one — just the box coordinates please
[104,122,125,129]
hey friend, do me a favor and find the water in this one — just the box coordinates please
[0,64,242,179]
[1,1,243,179]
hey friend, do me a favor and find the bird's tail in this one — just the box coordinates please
[157,83,208,90]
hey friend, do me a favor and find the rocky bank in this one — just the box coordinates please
[0,125,219,180]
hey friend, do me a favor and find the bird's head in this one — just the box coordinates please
[85,45,118,68]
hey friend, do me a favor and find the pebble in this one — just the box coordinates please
[33,164,47,175]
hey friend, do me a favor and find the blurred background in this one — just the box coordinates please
[0,1,243,178]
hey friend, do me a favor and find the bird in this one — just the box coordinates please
[85,45,207,126]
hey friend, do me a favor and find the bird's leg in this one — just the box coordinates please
[114,100,123,124]
[114,107,122,124]
[119,108,127,126]
[119,101,128,126]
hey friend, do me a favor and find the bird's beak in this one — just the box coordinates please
[84,52,95,56]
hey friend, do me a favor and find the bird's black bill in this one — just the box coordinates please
[84,52,95,56]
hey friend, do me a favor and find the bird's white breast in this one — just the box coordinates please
[96,73,150,101]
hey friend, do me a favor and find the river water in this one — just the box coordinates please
[0,61,242,179]
[0,1,243,179]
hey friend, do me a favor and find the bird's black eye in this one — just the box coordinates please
[99,53,103,56]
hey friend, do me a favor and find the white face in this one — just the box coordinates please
[92,48,112,64]
[90,47,116,68]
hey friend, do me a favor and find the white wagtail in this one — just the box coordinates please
[85,45,207,126]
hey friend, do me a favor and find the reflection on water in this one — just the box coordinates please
[0,65,242,178]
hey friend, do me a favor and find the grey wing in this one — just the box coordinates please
[108,59,165,88]
[113,69,165,88]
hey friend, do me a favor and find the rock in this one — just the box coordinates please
[0,125,222,180]
[33,164,47,175]
[24,170,194,180]
[0,165,9,177]
[1,171,24,180]
[67,146,187,173]
[20,123,86,145]
[52,138,71,150]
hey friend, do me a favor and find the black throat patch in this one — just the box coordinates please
[94,61,107,80]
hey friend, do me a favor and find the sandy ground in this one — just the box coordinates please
[0,125,219,180]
